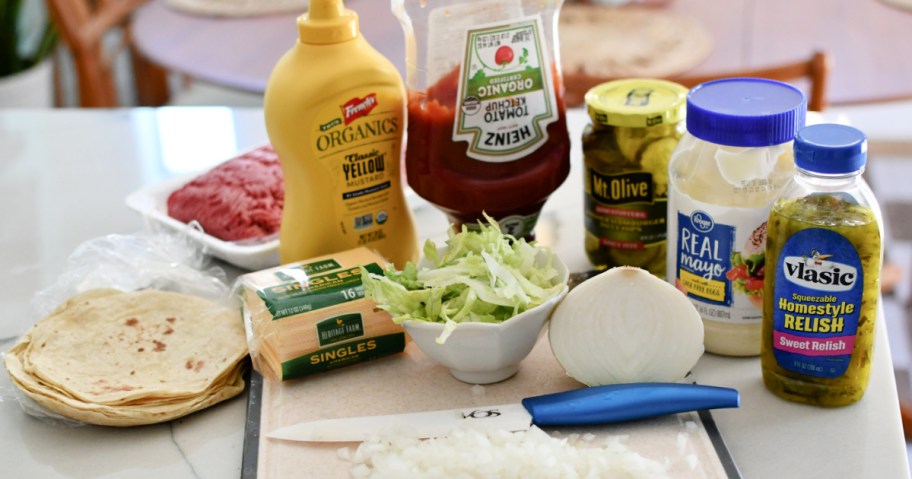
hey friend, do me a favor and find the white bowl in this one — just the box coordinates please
[402,249,569,384]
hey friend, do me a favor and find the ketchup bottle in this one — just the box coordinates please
[392,0,570,239]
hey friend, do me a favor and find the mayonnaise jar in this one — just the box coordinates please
[666,78,807,356]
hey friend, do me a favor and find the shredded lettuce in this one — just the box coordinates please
[361,216,565,343]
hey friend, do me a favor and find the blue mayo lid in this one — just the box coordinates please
[686,78,807,147]
[794,123,868,174]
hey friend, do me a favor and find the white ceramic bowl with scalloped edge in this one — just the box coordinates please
[401,248,569,385]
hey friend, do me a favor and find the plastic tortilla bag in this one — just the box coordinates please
[1,228,238,426]
[30,229,230,319]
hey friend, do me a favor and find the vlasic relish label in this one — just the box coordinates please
[453,16,559,162]
[772,228,863,378]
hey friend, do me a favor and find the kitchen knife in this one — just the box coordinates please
[267,382,739,442]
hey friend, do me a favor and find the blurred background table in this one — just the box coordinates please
[132,0,912,105]
[132,0,404,94]
[880,0,912,13]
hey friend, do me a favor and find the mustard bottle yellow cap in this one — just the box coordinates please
[298,0,359,45]
[585,79,688,128]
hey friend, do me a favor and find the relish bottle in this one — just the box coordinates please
[392,0,570,239]
[582,79,687,277]
[762,124,883,407]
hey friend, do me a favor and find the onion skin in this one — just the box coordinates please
[548,266,704,386]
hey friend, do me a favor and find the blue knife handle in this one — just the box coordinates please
[522,383,740,427]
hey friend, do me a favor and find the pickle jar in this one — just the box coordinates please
[762,124,883,407]
[582,79,687,277]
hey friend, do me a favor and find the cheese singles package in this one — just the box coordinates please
[236,247,405,381]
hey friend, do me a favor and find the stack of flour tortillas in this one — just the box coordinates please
[4,288,248,427]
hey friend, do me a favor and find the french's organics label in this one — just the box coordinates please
[772,229,863,378]
[453,16,559,162]
[341,94,378,125]
[312,89,404,246]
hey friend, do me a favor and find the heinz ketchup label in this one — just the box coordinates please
[453,16,559,162]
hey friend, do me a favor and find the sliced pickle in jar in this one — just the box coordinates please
[639,137,677,197]
[582,79,687,278]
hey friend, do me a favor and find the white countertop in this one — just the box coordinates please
[0,106,908,478]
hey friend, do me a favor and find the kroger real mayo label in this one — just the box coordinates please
[667,195,769,333]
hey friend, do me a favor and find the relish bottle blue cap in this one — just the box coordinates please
[686,78,807,147]
[794,123,868,174]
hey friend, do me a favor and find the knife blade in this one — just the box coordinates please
[267,382,739,442]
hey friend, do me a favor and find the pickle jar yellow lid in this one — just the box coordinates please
[585,79,688,128]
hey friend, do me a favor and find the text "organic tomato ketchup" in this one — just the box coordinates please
[393,0,570,239]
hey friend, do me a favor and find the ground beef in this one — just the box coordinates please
[166,146,284,241]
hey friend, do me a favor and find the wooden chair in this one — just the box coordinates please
[45,0,170,107]
[564,50,832,112]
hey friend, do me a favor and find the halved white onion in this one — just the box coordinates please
[549,266,704,386]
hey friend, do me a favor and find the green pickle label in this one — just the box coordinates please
[585,169,666,248]
[453,16,559,162]
[772,229,863,378]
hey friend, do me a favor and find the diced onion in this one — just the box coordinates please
[548,266,704,385]
[347,426,670,478]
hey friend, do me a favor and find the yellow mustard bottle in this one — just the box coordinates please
[264,0,419,269]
